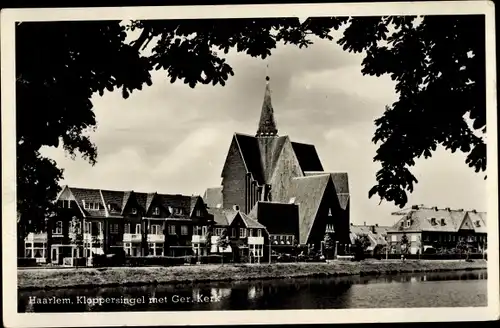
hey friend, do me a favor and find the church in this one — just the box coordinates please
[204,76,351,252]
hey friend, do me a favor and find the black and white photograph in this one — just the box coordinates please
[2,1,499,326]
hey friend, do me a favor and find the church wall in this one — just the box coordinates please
[270,139,303,203]
[222,139,247,211]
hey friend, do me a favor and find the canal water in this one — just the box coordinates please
[18,270,487,312]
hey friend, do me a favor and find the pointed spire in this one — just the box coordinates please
[256,74,278,137]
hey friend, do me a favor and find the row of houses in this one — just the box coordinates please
[349,205,487,256]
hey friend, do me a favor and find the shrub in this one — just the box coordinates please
[18,257,38,267]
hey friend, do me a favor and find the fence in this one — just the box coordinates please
[382,253,486,260]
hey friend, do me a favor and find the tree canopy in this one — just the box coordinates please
[16,15,486,233]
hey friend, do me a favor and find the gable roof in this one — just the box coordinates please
[239,212,267,229]
[203,187,223,208]
[288,174,331,244]
[466,211,487,233]
[305,172,350,209]
[69,187,107,217]
[207,207,237,226]
[62,186,202,219]
[234,133,265,184]
[290,142,324,173]
[249,201,299,235]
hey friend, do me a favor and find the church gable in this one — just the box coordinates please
[269,137,304,203]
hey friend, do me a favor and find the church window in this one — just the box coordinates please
[328,208,332,216]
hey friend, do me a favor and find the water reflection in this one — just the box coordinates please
[18,270,487,312]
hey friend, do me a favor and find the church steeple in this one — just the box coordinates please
[256,75,278,137]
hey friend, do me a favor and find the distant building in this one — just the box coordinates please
[349,223,391,255]
[204,76,351,251]
[386,205,487,254]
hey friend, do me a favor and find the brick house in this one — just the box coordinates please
[24,186,213,264]
[349,223,391,256]
[386,205,487,254]
[204,76,351,251]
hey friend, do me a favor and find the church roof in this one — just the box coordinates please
[288,174,331,244]
[234,133,265,184]
[291,142,324,173]
[256,77,278,137]
[203,187,223,208]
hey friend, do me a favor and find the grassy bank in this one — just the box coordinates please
[18,259,487,290]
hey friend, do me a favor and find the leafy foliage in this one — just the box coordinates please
[337,15,486,207]
[400,233,410,254]
[16,15,486,237]
[323,233,335,250]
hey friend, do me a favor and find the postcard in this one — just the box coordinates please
[2,1,498,326]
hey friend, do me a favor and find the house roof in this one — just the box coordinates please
[248,201,299,235]
[288,174,331,244]
[387,206,486,233]
[304,172,350,209]
[207,207,237,226]
[59,186,203,219]
[203,187,223,208]
[69,187,107,217]
[465,211,487,233]
[239,212,266,229]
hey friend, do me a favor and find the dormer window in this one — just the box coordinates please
[430,218,437,225]
[475,220,481,227]
[153,207,160,215]
[405,220,411,228]
[84,201,100,211]
[131,208,137,215]
[440,218,446,226]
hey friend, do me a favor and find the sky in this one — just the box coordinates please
[40,29,487,227]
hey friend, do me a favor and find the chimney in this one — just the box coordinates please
[433,206,438,211]
[375,223,379,227]
[472,209,477,213]
[233,205,240,211]
[363,222,366,226]
[445,207,451,211]
[411,205,419,210]
[350,223,353,226]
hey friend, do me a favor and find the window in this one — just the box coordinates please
[231,228,236,238]
[151,225,160,235]
[196,209,202,217]
[153,207,160,215]
[411,235,417,242]
[240,228,247,238]
[249,229,253,237]
[136,224,141,235]
[202,226,207,236]
[181,225,188,235]
[391,235,397,242]
[193,226,200,235]
[405,220,411,228]
[131,208,137,215]
[58,200,70,209]
[53,221,63,235]
[440,218,446,226]
[326,224,335,233]
[168,225,176,235]
[110,224,119,234]
[257,229,262,237]
[328,208,332,216]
